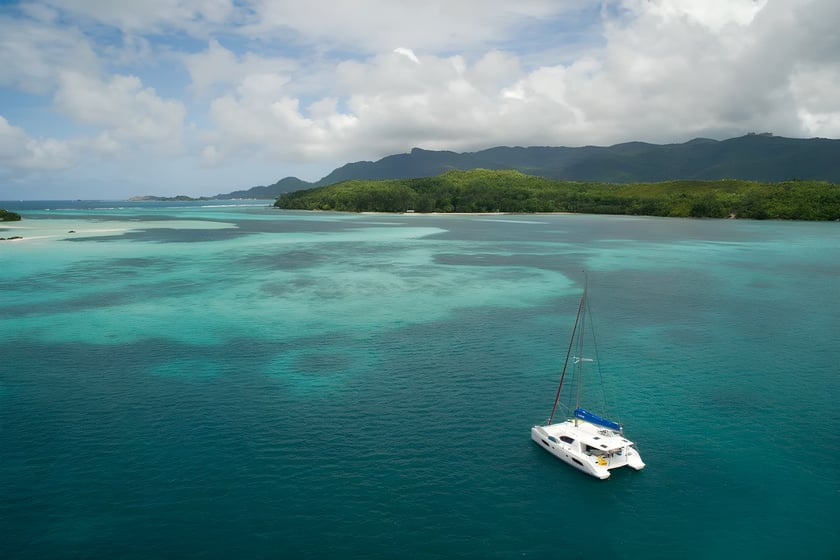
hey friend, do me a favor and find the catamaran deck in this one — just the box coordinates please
[541,419,636,453]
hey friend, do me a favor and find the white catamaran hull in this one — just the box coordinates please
[531,421,645,479]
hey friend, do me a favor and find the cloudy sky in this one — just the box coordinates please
[1,0,838,199]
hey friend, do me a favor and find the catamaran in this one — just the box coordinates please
[531,278,645,479]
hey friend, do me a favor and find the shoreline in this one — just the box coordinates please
[0,223,129,242]
[0,216,238,244]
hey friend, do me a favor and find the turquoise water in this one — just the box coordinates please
[1,202,838,559]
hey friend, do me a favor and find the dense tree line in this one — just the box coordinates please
[274,169,840,220]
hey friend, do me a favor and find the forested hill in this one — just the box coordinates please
[215,176,311,199]
[222,134,840,198]
[273,169,840,220]
[318,134,840,185]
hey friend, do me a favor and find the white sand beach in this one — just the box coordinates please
[0,218,237,243]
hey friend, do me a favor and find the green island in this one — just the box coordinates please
[1,208,22,221]
[274,169,840,220]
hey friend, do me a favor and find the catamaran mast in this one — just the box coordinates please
[547,278,587,425]
[575,279,588,415]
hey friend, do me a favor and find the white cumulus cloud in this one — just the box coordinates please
[2,0,840,198]
[0,116,75,171]
[0,13,100,94]
[54,71,186,150]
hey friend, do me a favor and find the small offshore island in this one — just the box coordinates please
[1,208,22,222]
[0,208,23,240]
[274,169,840,220]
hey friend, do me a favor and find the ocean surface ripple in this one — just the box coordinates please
[1,202,838,559]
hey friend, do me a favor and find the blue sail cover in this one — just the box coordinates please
[574,408,622,431]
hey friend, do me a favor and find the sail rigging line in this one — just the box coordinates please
[548,288,586,425]
[585,289,614,423]
[547,280,587,425]
[585,287,623,429]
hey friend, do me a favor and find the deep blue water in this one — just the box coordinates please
[2,201,838,559]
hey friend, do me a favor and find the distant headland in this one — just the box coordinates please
[128,195,211,202]
[124,134,840,220]
[213,133,840,201]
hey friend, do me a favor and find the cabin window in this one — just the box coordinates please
[572,458,584,466]
[559,436,574,444]
[548,436,558,443]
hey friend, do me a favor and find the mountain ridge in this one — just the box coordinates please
[214,134,840,199]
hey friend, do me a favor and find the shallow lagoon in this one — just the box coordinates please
[2,202,838,558]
